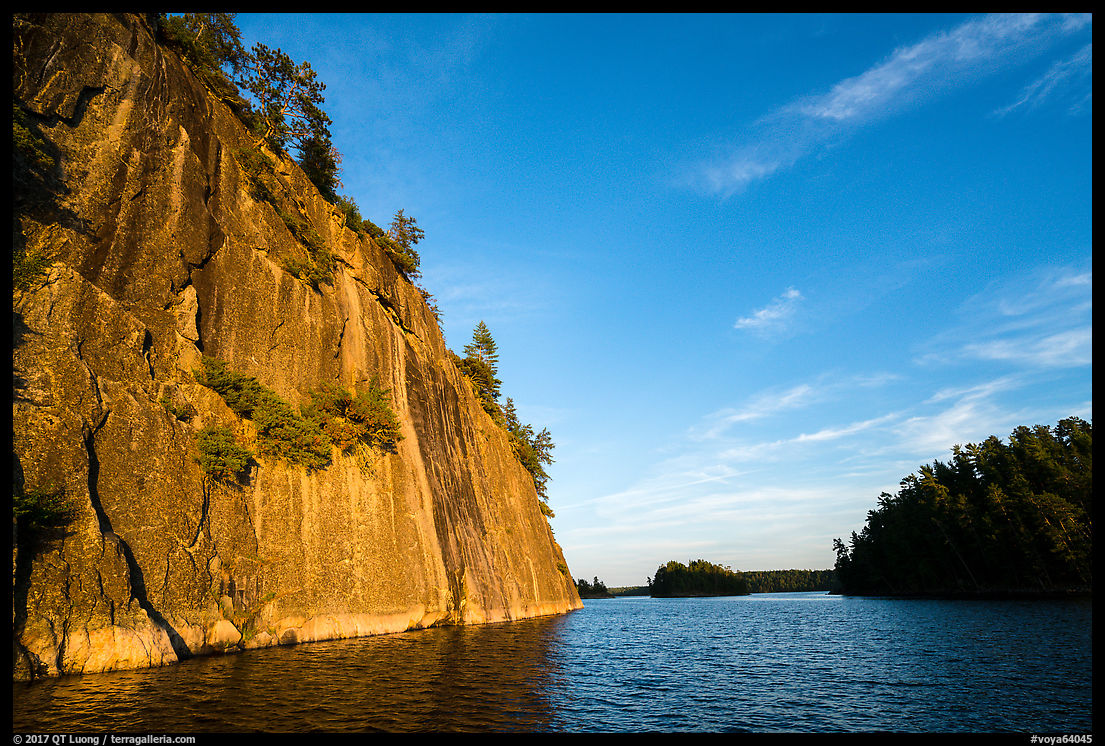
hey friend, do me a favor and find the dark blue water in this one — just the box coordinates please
[11,593,1092,733]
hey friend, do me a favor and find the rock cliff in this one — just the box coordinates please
[12,13,581,680]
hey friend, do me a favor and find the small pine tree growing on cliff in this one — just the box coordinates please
[380,209,424,280]
[501,398,556,502]
[297,133,342,203]
[455,325,556,503]
[461,321,502,412]
[464,321,500,371]
[335,195,365,234]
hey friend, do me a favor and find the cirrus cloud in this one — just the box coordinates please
[734,287,804,336]
[690,13,1092,197]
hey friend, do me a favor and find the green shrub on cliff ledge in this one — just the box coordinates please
[275,206,334,289]
[335,195,365,234]
[282,253,333,291]
[194,358,331,469]
[13,485,75,545]
[13,102,55,173]
[232,145,276,203]
[252,395,331,469]
[194,357,267,417]
[194,358,403,470]
[195,425,254,482]
[13,102,61,290]
[302,379,403,454]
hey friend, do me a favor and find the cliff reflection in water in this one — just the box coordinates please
[14,594,1091,733]
[11,614,572,733]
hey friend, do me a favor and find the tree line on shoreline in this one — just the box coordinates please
[578,417,1090,601]
[578,566,836,598]
[834,417,1091,597]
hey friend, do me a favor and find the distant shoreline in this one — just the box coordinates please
[588,589,1091,600]
[830,589,1091,600]
[650,592,750,598]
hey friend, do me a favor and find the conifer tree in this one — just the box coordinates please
[238,43,332,156]
[461,321,502,408]
[457,324,557,504]
[383,209,425,280]
[464,321,500,371]
[297,133,341,202]
[159,13,249,80]
[501,397,555,501]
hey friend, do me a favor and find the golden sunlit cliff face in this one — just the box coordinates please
[12,13,580,680]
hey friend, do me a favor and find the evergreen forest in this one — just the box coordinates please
[741,569,836,594]
[576,577,614,599]
[649,559,750,598]
[833,417,1092,597]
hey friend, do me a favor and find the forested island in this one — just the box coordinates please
[577,569,836,599]
[576,577,614,599]
[648,560,750,597]
[833,418,1092,597]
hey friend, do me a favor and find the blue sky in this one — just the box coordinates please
[231,13,1093,586]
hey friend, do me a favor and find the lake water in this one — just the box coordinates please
[11,592,1092,734]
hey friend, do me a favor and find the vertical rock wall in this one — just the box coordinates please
[12,12,581,680]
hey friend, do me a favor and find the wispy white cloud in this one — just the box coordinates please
[894,393,1018,457]
[916,264,1093,369]
[716,411,905,462]
[694,382,815,439]
[734,287,804,336]
[559,359,1087,581]
[995,42,1093,116]
[961,328,1092,367]
[847,370,1085,464]
[693,371,904,442]
[691,13,1092,196]
[792,413,901,443]
[789,14,1078,123]
[926,375,1024,404]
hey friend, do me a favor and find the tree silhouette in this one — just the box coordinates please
[834,418,1092,596]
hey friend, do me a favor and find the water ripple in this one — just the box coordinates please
[12,593,1092,733]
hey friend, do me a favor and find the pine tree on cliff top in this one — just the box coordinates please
[238,43,332,158]
[384,209,425,280]
[462,321,502,407]
[464,321,500,371]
